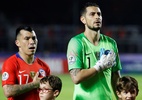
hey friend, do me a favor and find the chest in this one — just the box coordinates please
[82,40,113,68]
[15,60,45,84]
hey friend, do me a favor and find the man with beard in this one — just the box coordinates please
[66,2,122,100]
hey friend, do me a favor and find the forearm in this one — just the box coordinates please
[3,82,39,98]
[70,68,98,84]
[111,79,118,99]
[111,71,121,99]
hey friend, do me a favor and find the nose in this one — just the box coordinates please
[94,14,99,19]
[39,91,44,94]
[94,14,102,22]
[29,38,35,44]
[127,92,132,97]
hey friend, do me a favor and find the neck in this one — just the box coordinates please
[18,52,34,64]
[84,30,100,45]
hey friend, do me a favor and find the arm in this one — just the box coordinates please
[111,70,121,99]
[70,51,116,84]
[69,68,98,84]
[3,72,41,98]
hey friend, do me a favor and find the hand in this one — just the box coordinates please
[32,72,42,88]
[94,50,116,72]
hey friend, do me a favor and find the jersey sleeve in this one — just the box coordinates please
[67,37,83,71]
[112,40,122,72]
[41,61,50,76]
[2,58,18,86]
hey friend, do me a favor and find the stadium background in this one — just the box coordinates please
[0,0,142,99]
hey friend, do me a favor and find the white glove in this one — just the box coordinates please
[94,50,116,72]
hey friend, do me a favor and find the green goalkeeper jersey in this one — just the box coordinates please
[67,33,122,100]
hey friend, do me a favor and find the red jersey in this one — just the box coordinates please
[2,53,50,100]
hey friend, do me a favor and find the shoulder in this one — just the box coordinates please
[2,54,19,70]
[100,34,116,43]
[35,57,50,74]
[70,33,84,40]
[4,54,17,64]
[68,33,84,45]
[35,57,50,67]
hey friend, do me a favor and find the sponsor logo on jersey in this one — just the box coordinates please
[2,72,9,81]
[39,68,46,77]
[19,70,26,73]
[85,52,91,56]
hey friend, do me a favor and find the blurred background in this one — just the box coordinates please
[0,0,142,99]
[0,0,142,75]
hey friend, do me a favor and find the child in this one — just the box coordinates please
[38,75,62,100]
[116,76,139,100]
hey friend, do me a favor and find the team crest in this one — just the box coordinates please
[30,71,36,79]
[95,51,100,60]
[39,68,46,77]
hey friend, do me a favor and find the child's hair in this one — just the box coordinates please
[40,75,62,97]
[116,76,139,95]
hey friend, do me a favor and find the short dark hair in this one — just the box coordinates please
[116,76,139,95]
[80,2,100,16]
[15,25,34,39]
[40,75,62,94]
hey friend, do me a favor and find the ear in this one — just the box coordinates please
[15,40,20,47]
[136,89,139,96]
[116,91,122,98]
[80,16,86,24]
[53,90,60,97]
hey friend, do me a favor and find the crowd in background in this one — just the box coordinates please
[0,24,142,54]
[0,0,142,54]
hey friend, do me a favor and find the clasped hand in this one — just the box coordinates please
[94,50,116,72]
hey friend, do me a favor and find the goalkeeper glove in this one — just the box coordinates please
[94,50,116,72]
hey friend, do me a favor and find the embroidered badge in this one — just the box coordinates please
[30,71,36,79]
[68,55,76,65]
[2,72,9,81]
[39,68,46,77]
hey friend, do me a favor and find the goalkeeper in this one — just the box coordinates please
[66,2,122,100]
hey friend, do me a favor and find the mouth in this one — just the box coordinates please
[39,94,44,97]
[95,21,101,24]
[126,98,132,100]
[94,21,101,27]
[29,47,35,50]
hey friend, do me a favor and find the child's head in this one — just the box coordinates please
[38,75,62,100]
[116,76,139,100]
